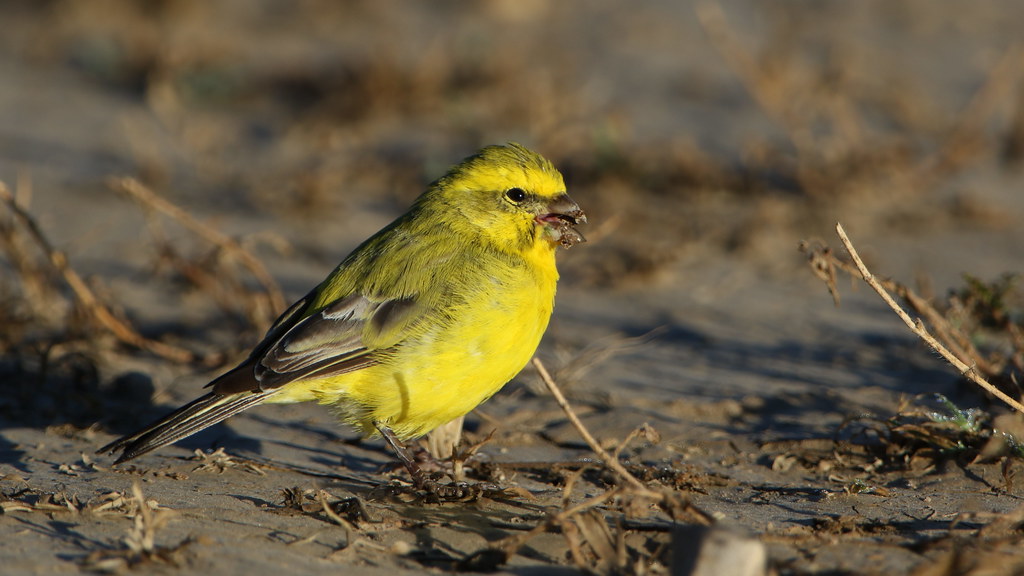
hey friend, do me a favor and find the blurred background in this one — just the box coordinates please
[3,3,1024,573]
[3,1,1021,296]
[3,0,1024,418]
[2,0,1024,417]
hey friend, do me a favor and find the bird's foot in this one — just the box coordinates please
[375,476,505,503]
[375,423,504,502]
[419,478,503,502]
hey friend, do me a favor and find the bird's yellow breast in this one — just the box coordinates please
[274,241,559,439]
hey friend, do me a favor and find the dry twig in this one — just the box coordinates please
[460,361,712,570]
[835,223,1024,416]
[460,486,627,570]
[110,177,286,318]
[800,238,1010,378]
[532,357,650,492]
[532,357,714,525]
[0,182,195,363]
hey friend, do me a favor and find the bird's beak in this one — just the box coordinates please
[536,193,587,248]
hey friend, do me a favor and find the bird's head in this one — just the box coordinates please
[424,143,586,250]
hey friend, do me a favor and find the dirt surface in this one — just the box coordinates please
[3,2,1024,575]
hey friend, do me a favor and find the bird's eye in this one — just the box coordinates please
[505,188,527,203]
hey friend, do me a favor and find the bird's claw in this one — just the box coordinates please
[422,479,505,502]
[378,478,504,503]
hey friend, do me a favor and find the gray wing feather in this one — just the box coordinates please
[211,290,426,393]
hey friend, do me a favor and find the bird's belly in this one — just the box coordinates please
[344,279,553,438]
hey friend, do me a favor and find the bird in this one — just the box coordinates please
[98,143,586,494]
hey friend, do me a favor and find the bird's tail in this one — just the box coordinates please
[98,392,268,464]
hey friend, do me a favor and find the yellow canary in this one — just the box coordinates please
[99,143,586,491]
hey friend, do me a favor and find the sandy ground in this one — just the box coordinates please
[3,2,1024,574]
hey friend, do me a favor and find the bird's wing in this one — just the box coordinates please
[255,292,380,387]
[211,291,426,394]
[101,291,427,460]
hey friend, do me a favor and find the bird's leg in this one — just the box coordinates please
[375,423,478,500]
[375,423,431,489]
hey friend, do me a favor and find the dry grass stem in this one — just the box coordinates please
[695,1,860,194]
[80,481,185,572]
[110,176,286,318]
[317,490,357,534]
[921,43,1024,179]
[532,357,649,492]
[0,175,58,318]
[127,481,161,554]
[0,182,195,363]
[190,448,266,475]
[545,328,664,393]
[835,223,1024,416]
[696,2,801,150]
[486,486,626,561]
[461,362,714,568]
[532,357,714,527]
[800,238,1014,379]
